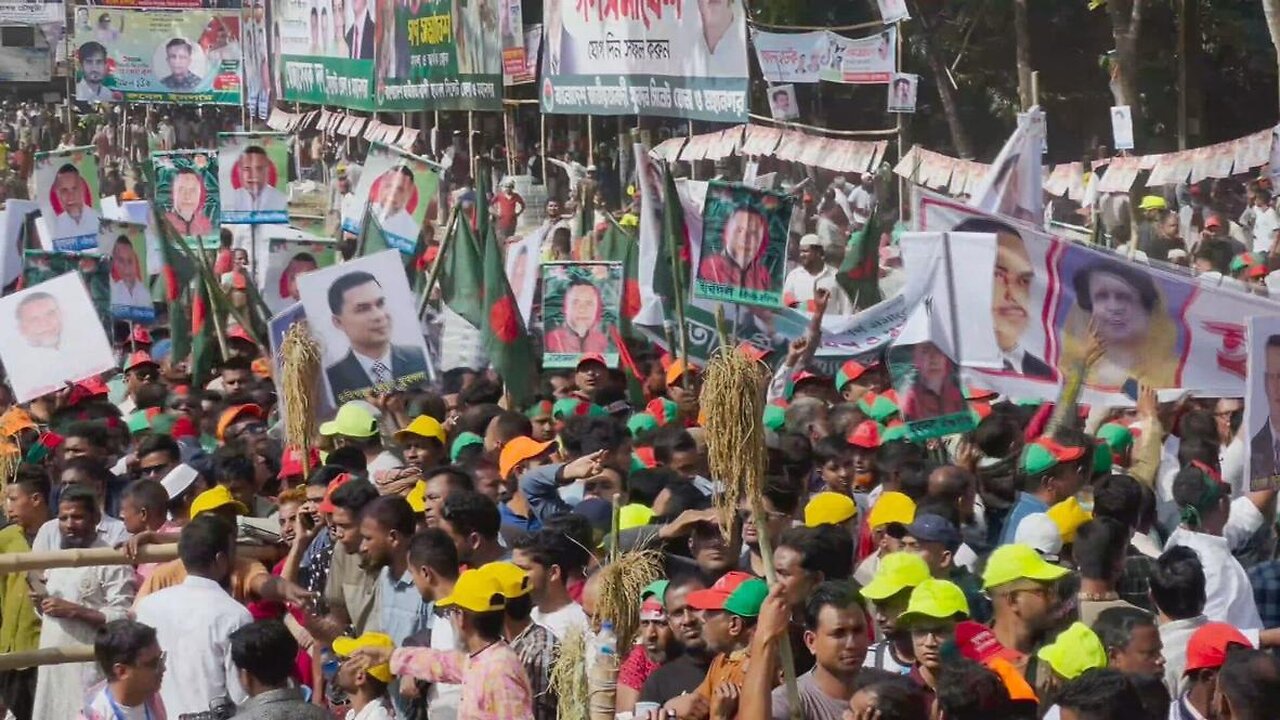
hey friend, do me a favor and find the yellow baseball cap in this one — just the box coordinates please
[394,415,447,445]
[436,568,506,613]
[860,552,931,601]
[981,543,1070,590]
[896,579,970,627]
[480,561,531,599]
[405,481,426,513]
[804,492,858,527]
[1036,622,1107,680]
[190,486,249,518]
[1047,497,1093,543]
[331,632,394,683]
[867,491,916,529]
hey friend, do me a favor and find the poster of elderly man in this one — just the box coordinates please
[153,150,220,248]
[1245,318,1280,490]
[218,132,291,224]
[340,143,440,255]
[694,180,793,309]
[541,261,623,369]
[0,273,116,404]
[34,147,101,253]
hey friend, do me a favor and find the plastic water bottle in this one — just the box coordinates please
[596,621,617,659]
[588,621,619,720]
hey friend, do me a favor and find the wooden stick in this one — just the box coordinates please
[0,542,278,574]
[0,645,94,671]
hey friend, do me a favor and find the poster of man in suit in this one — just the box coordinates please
[1246,319,1280,490]
[296,249,430,404]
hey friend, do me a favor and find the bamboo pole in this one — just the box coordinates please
[0,646,94,672]
[416,206,462,319]
[0,542,278,574]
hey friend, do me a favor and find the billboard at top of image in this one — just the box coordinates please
[340,143,440,255]
[374,0,503,111]
[76,8,244,105]
[153,150,220,249]
[34,147,101,254]
[273,0,376,110]
[693,180,792,309]
[218,132,291,224]
[2,2,64,24]
[538,0,748,122]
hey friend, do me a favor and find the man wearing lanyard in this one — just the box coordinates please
[80,619,168,719]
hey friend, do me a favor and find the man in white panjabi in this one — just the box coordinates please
[31,487,135,720]
[374,165,421,246]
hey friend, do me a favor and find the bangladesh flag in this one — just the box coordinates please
[480,205,536,406]
[439,211,484,329]
[836,207,884,311]
[357,205,390,257]
[188,277,220,389]
[597,217,641,336]
[655,163,689,312]
[152,205,198,362]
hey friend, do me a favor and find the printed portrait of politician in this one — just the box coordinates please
[373,165,420,244]
[954,217,1054,379]
[164,168,213,238]
[49,163,99,242]
[889,75,914,110]
[76,42,114,103]
[896,341,966,421]
[1060,257,1179,389]
[224,145,287,214]
[545,278,609,354]
[278,252,318,304]
[697,205,774,291]
[1250,335,1280,480]
[108,235,151,311]
[324,269,428,400]
[10,291,104,390]
[690,0,745,76]
[541,0,576,74]
[769,86,796,120]
[160,38,202,91]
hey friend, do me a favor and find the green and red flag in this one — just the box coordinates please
[597,216,641,337]
[836,207,884,311]
[479,198,537,406]
[438,210,485,329]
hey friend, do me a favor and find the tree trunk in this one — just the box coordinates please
[1014,0,1035,109]
[1262,0,1280,114]
[913,2,974,158]
[1105,0,1145,121]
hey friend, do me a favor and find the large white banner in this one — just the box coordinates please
[838,25,896,84]
[752,30,825,84]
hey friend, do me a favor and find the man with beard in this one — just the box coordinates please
[983,543,1069,667]
[31,487,136,720]
[76,42,114,102]
[740,581,872,720]
[358,496,429,717]
[639,575,713,716]
[618,580,676,713]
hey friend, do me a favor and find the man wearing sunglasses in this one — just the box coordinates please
[118,351,160,416]
[983,543,1070,664]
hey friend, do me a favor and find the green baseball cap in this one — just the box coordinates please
[1096,423,1134,455]
[450,431,484,461]
[627,412,659,437]
[1019,437,1087,475]
[686,572,768,617]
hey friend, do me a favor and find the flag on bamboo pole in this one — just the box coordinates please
[189,274,220,389]
[597,217,641,336]
[836,208,884,311]
[152,205,197,362]
[439,211,484,329]
[480,203,536,406]
[654,163,689,312]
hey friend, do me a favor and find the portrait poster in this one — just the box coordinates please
[693,180,792,309]
[767,84,799,121]
[242,0,273,119]
[1111,105,1135,151]
[259,236,337,315]
[1,200,37,287]
[152,149,220,249]
[268,301,336,422]
[295,249,430,404]
[538,0,749,122]
[23,250,113,330]
[375,0,503,110]
[877,0,909,24]
[499,0,526,80]
[887,72,917,113]
[82,8,243,104]
[914,189,1278,405]
[339,142,440,253]
[540,261,622,369]
[97,220,155,323]
[506,223,548,326]
[1245,316,1280,490]
[33,146,100,253]
[751,30,825,84]
[218,132,291,224]
[0,272,115,404]
[836,25,895,84]
[273,0,376,110]
[504,22,541,85]
[887,302,975,440]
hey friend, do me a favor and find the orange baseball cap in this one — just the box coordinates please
[666,359,699,386]
[315,473,354,514]
[499,436,554,479]
[216,404,265,441]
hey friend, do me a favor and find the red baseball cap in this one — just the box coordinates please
[576,353,608,369]
[686,571,758,613]
[123,351,159,373]
[1204,215,1223,230]
[316,473,354,514]
[131,326,153,345]
[955,620,1020,663]
[228,325,255,344]
[848,420,884,449]
[279,446,321,480]
[1185,622,1253,674]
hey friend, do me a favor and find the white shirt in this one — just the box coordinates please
[1164,528,1262,630]
[346,702,395,720]
[33,514,128,552]
[1251,206,1279,253]
[531,602,588,641]
[781,264,853,314]
[111,279,152,310]
[848,186,875,225]
[76,80,114,103]
[223,184,288,214]
[134,575,253,717]
[52,208,99,243]
[375,206,419,246]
